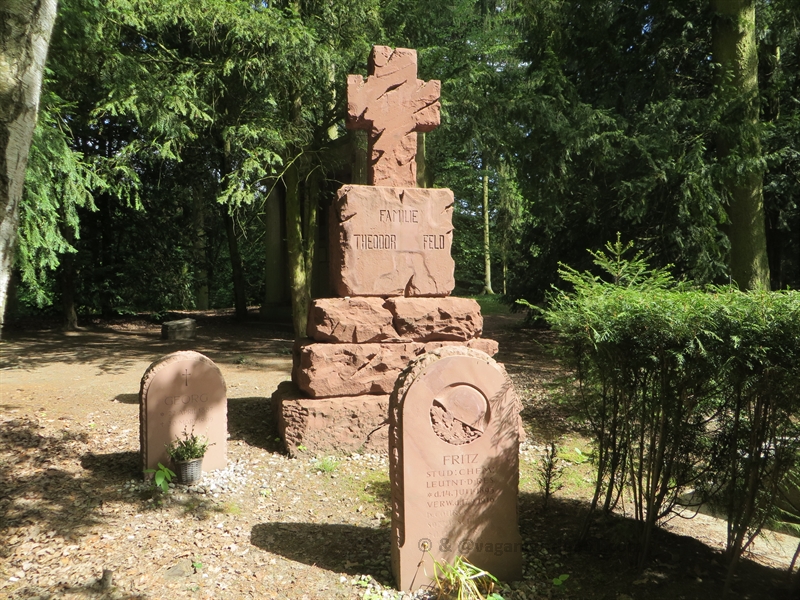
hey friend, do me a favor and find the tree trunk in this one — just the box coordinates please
[416,132,431,188]
[261,185,287,316]
[59,202,78,330]
[711,0,771,290]
[220,140,247,320]
[60,251,78,330]
[285,158,310,339]
[352,130,368,185]
[302,168,317,301]
[762,37,783,290]
[0,0,58,336]
[192,193,209,310]
[4,268,19,322]
[284,88,316,339]
[481,153,494,295]
[789,540,800,589]
[222,208,247,319]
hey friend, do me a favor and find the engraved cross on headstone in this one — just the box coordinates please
[347,46,441,188]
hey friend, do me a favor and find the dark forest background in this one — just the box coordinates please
[10,0,799,333]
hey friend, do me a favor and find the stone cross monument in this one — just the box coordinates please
[273,46,498,457]
[346,46,441,187]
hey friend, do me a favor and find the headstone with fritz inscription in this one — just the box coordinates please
[139,351,227,474]
[389,346,522,591]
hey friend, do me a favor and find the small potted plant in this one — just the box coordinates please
[166,428,210,485]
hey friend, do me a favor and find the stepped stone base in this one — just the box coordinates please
[293,338,499,398]
[307,297,400,343]
[272,382,389,457]
[386,297,483,341]
[307,296,483,343]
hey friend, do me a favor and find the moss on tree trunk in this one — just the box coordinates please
[711,0,771,290]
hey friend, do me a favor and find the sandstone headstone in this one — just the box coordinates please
[294,338,499,398]
[330,185,455,297]
[347,45,440,187]
[139,351,227,473]
[161,318,197,340]
[389,346,522,591]
[386,297,483,341]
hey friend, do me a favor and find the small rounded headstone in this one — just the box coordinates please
[139,351,227,474]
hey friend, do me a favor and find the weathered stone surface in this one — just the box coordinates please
[330,185,455,297]
[426,337,499,358]
[139,351,227,473]
[294,341,421,397]
[272,382,389,457]
[293,338,498,398]
[385,297,483,341]
[161,318,196,340]
[389,346,522,591]
[307,297,400,343]
[347,46,440,187]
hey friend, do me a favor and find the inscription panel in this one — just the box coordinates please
[330,185,455,297]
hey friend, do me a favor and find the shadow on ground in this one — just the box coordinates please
[81,451,140,479]
[0,395,282,548]
[227,396,282,452]
[0,310,294,373]
[368,478,392,508]
[517,490,797,600]
[114,393,139,404]
[250,488,797,600]
[0,398,290,549]
[250,522,393,585]
[0,419,147,547]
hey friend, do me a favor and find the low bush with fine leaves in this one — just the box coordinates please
[536,237,800,589]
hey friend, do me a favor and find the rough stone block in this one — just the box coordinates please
[294,341,420,397]
[161,318,197,340]
[272,382,389,457]
[307,297,400,343]
[385,297,483,341]
[330,185,455,297]
[293,338,498,398]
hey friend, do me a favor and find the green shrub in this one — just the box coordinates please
[541,237,800,582]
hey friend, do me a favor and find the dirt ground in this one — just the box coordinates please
[0,310,798,599]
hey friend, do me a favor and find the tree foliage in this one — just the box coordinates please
[0,0,59,333]
[8,0,800,327]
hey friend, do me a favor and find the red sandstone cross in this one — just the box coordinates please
[346,46,441,188]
